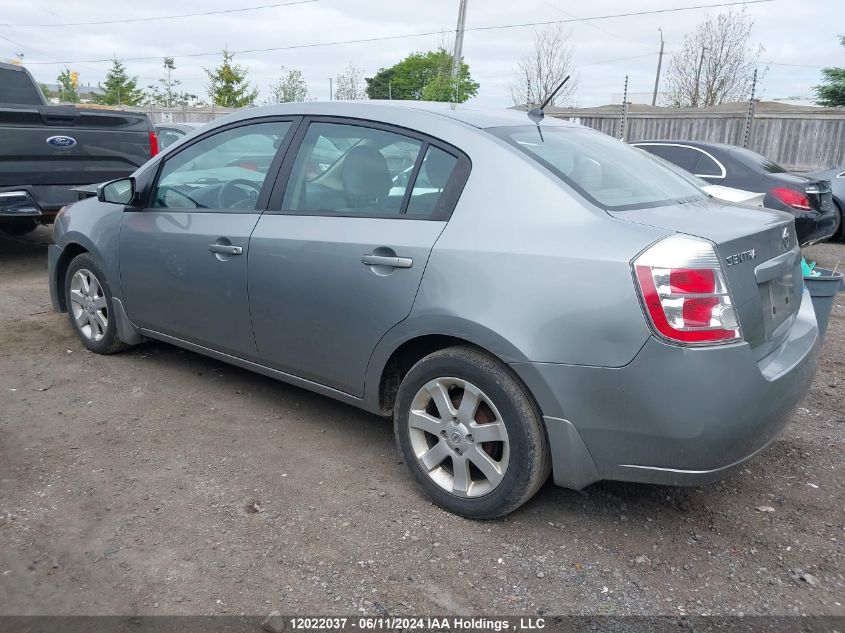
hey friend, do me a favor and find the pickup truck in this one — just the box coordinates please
[0,62,157,234]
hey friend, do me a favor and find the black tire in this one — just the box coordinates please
[833,200,844,242]
[64,253,132,355]
[0,218,39,236]
[394,346,551,519]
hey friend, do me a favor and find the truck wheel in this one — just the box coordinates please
[0,218,39,235]
[64,253,131,355]
[394,346,551,519]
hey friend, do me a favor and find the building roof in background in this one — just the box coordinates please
[512,101,845,117]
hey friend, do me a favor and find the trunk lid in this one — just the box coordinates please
[612,199,802,359]
[0,105,153,188]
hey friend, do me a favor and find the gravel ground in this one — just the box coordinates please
[0,227,843,617]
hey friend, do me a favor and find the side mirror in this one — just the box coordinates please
[97,177,136,205]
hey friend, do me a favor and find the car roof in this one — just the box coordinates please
[212,100,578,131]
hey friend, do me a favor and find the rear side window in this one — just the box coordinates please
[637,144,698,173]
[692,152,723,178]
[282,122,459,218]
[407,146,459,216]
[493,127,704,211]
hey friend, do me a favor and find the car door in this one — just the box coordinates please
[119,118,298,360]
[248,118,468,396]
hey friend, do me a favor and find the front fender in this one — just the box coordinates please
[52,197,126,302]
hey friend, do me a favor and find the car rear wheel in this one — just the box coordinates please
[394,346,550,519]
[64,253,131,355]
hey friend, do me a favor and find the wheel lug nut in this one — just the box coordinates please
[466,434,473,443]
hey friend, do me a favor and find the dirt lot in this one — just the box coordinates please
[0,227,843,617]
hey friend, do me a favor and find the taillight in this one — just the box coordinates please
[149,131,159,157]
[770,187,811,211]
[633,235,741,345]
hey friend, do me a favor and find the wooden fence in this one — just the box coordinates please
[544,102,845,172]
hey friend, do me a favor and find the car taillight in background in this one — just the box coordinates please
[770,187,811,211]
[633,235,741,345]
[149,131,159,157]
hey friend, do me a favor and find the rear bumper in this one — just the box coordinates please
[793,208,838,245]
[512,288,819,488]
[0,190,42,218]
[0,185,94,220]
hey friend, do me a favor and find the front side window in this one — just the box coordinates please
[282,123,424,216]
[152,121,291,210]
[493,127,705,210]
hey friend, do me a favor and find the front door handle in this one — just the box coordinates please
[361,254,413,268]
[209,243,243,256]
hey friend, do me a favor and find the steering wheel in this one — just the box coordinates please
[217,179,262,209]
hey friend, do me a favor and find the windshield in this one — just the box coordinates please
[490,126,706,210]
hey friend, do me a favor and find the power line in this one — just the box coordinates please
[0,0,318,28]
[538,0,655,52]
[22,0,775,66]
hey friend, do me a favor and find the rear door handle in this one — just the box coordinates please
[209,244,243,256]
[361,254,413,268]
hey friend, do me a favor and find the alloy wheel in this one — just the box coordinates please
[408,377,510,498]
[69,269,108,342]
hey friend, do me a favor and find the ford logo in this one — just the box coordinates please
[46,135,77,148]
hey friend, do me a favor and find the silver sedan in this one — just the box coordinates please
[49,102,819,518]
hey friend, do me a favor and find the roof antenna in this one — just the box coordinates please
[527,75,570,125]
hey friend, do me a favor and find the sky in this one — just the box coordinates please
[1,0,842,107]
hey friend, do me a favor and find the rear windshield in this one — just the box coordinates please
[729,147,788,174]
[0,67,45,105]
[490,126,705,211]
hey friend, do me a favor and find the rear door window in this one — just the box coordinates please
[637,144,699,173]
[281,122,424,216]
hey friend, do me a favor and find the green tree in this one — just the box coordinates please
[146,57,198,107]
[39,83,53,101]
[265,66,309,103]
[365,49,478,102]
[815,36,845,107]
[95,58,145,106]
[204,49,258,108]
[56,68,79,103]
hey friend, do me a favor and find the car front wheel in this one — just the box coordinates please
[64,253,131,355]
[394,346,551,519]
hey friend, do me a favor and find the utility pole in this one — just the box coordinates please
[742,68,758,148]
[388,81,392,100]
[329,77,333,100]
[450,0,468,103]
[619,75,629,141]
[651,28,664,106]
[691,46,707,107]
